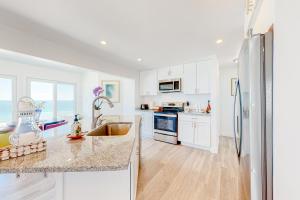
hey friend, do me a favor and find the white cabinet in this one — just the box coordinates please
[196,61,212,94]
[157,65,183,80]
[157,67,170,80]
[0,173,63,200]
[137,111,153,138]
[140,70,157,96]
[182,60,214,94]
[178,114,211,149]
[183,63,197,94]
[194,121,211,147]
[178,120,195,144]
[130,131,140,200]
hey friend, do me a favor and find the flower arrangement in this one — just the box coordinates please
[33,101,45,122]
[34,101,46,110]
[93,86,104,97]
[93,86,104,110]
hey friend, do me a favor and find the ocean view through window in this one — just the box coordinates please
[57,83,75,120]
[30,80,76,122]
[0,77,13,122]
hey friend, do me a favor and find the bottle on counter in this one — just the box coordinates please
[71,115,82,136]
[206,100,211,113]
[184,101,190,112]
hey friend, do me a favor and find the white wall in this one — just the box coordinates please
[81,70,136,130]
[0,11,141,111]
[219,65,238,137]
[0,56,83,120]
[98,72,135,115]
[273,1,300,199]
[252,0,274,34]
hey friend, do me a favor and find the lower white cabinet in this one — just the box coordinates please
[136,111,153,138]
[0,139,140,200]
[178,114,211,149]
[194,121,211,147]
[0,173,63,200]
[178,120,194,144]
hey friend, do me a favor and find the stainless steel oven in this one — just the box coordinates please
[159,79,181,93]
[153,102,184,144]
[154,113,177,136]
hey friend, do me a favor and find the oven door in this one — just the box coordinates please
[154,113,177,136]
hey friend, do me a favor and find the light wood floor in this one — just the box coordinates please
[136,137,244,200]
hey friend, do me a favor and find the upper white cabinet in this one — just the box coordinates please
[183,60,215,94]
[140,70,157,96]
[183,63,197,94]
[196,60,212,94]
[157,65,183,80]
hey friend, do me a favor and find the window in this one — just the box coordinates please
[0,77,15,123]
[57,83,75,120]
[30,80,76,121]
[30,81,54,120]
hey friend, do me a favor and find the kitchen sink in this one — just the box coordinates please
[87,122,132,136]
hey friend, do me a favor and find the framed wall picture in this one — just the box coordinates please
[231,78,238,96]
[102,80,120,103]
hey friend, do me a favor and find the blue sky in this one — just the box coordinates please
[0,79,74,101]
[31,81,74,101]
[0,78,12,100]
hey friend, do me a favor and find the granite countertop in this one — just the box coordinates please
[179,112,211,116]
[0,115,141,174]
[135,108,155,112]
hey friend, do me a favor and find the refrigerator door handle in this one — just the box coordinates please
[233,80,243,158]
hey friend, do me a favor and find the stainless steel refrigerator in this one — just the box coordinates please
[234,30,273,200]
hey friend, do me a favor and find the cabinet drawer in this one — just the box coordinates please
[178,114,210,123]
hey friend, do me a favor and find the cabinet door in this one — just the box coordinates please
[157,67,170,80]
[169,65,184,78]
[196,61,212,94]
[183,63,197,94]
[141,112,153,138]
[130,137,139,200]
[178,120,194,144]
[194,122,211,148]
[140,70,157,96]
[0,173,63,200]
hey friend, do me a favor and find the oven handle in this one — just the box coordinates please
[154,113,177,118]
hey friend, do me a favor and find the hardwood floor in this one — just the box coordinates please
[137,137,245,200]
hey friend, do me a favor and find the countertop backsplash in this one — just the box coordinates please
[141,93,210,110]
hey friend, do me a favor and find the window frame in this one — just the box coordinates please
[0,74,17,122]
[27,77,77,121]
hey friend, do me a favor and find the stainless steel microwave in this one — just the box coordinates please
[158,79,181,93]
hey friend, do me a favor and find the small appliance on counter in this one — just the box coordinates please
[140,104,149,110]
[153,102,184,144]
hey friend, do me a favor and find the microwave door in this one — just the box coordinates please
[159,81,174,92]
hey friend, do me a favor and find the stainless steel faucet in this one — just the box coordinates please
[91,96,114,129]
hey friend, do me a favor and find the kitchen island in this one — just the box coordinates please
[0,115,141,200]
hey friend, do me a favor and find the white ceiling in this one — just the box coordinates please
[0,0,244,69]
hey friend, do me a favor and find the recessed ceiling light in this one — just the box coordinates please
[137,58,142,62]
[216,39,223,44]
[100,41,107,45]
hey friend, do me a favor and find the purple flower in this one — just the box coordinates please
[93,86,104,97]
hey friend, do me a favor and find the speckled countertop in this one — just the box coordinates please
[0,115,141,174]
[178,112,211,116]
